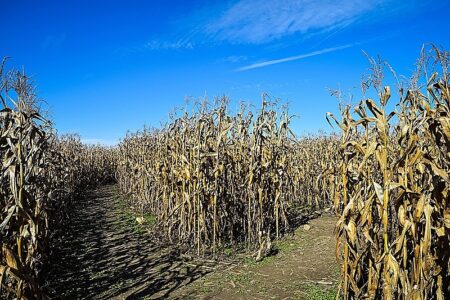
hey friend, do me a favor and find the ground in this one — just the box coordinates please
[171,215,339,300]
[45,185,339,300]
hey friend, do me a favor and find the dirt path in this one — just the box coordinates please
[45,185,338,300]
[171,216,339,300]
[45,185,213,299]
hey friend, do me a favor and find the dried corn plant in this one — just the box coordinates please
[0,61,116,299]
[331,46,450,299]
[117,97,338,255]
[291,135,340,211]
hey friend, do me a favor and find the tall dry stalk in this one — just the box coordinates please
[0,61,116,299]
[331,46,450,299]
[117,96,338,255]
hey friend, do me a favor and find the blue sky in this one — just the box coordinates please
[2,0,449,145]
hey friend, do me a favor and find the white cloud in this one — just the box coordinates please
[143,40,194,50]
[236,43,357,71]
[116,39,194,55]
[204,0,388,44]
[125,0,390,52]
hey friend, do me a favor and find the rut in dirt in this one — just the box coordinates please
[44,185,211,300]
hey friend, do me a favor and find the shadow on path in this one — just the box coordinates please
[44,185,211,299]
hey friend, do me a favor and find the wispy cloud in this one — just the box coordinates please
[116,39,194,55]
[143,40,194,50]
[204,0,389,44]
[126,0,391,52]
[236,43,357,71]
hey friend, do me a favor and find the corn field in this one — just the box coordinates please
[116,98,337,254]
[331,47,450,299]
[0,61,116,299]
[2,45,450,300]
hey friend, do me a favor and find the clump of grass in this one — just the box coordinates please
[303,284,337,300]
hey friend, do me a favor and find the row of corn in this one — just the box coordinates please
[331,47,450,299]
[0,62,116,299]
[116,98,338,255]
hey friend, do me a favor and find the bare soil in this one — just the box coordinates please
[170,215,339,300]
[44,185,338,300]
